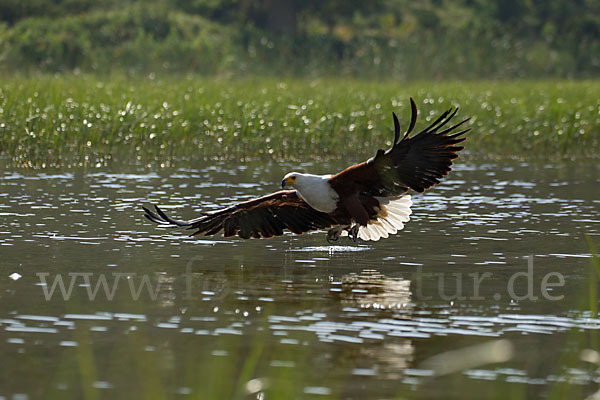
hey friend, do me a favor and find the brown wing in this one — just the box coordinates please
[143,190,338,239]
[329,98,469,197]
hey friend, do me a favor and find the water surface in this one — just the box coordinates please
[0,159,599,399]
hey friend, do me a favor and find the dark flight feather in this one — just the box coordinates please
[329,98,469,197]
[143,190,339,239]
[393,112,401,146]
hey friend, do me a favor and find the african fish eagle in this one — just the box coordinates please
[143,98,469,241]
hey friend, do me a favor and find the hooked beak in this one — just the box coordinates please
[281,178,294,189]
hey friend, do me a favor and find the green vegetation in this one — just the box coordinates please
[2,1,597,167]
[0,0,598,78]
[0,75,598,167]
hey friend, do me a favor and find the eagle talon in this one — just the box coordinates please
[348,225,360,242]
[326,228,341,243]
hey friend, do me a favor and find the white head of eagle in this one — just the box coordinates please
[281,172,339,213]
[144,98,469,241]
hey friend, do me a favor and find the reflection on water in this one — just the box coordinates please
[338,270,412,310]
[0,159,599,399]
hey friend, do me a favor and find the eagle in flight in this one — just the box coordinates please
[143,98,469,242]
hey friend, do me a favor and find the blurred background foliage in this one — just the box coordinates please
[0,0,598,78]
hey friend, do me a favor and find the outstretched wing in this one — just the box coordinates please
[329,98,469,197]
[143,190,337,239]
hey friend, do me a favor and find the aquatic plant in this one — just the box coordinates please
[0,75,598,168]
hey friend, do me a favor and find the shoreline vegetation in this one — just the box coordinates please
[0,75,598,168]
[1,1,598,167]
[1,1,598,79]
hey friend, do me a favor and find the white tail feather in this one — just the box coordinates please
[357,195,412,241]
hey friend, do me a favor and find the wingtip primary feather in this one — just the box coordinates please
[404,98,418,140]
[142,205,166,225]
[392,112,401,147]
[154,205,170,221]
[143,212,162,224]
[391,98,418,149]
[142,204,192,227]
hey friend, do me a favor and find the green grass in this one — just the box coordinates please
[0,75,598,167]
